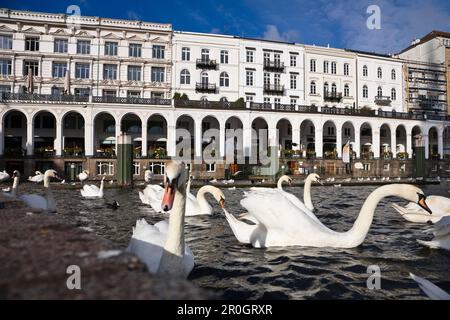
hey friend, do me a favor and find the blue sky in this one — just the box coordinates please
[3,0,450,54]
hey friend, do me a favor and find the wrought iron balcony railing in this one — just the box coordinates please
[92,96,171,105]
[195,83,217,93]
[196,59,218,70]
[374,95,392,106]
[324,91,343,102]
[263,84,285,95]
[263,60,285,72]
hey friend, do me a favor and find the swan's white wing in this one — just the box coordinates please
[139,191,150,205]
[427,196,450,216]
[280,190,320,223]
[141,185,165,212]
[410,273,450,300]
[154,220,169,234]
[19,194,47,211]
[434,216,450,237]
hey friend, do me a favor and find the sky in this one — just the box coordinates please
[3,0,450,54]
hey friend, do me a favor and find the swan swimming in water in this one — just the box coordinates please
[78,170,89,184]
[3,170,20,198]
[80,176,105,198]
[391,195,450,223]
[0,170,10,182]
[223,184,431,248]
[19,169,61,213]
[127,161,196,278]
[417,216,450,251]
[28,171,44,183]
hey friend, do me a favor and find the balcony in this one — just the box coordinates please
[263,84,285,95]
[324,91,343,102]
[1,92,89,103]
[195,83,217,93]
[374,95,392,106]
[92,96,171,105]
[174,99,245,109]
[196,59,218,70]
[263,60,285,72]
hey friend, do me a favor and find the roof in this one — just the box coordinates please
[398,30,450,54]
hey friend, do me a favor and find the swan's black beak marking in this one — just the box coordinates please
[417,193,432,215]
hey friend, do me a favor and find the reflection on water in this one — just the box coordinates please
[20,182,450,299]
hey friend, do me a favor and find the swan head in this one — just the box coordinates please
[44,169,62,181]
[308,173,323,185]
[35,171,43,175]
[12,170,20,178]
[202,185,226,208]
[389,184,432,214]
[161,161,188,212]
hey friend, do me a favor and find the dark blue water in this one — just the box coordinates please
[15,181,450,299]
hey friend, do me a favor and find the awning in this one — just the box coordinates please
[101,137,116,145]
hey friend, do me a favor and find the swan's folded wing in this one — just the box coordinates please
[281,191,320,223]
[154,220,169,234]
[428,196,450,216]
[19,194,47,210]
[410,273,450,300]
[434,216,450,237]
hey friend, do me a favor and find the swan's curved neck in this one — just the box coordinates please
[11,176,19,197]
[304,176,314,211]
[158,186,186,276]
[186,177,192,194]
[44,175,51,188]
[99,179,104,192]
[196,186,214,212]
[337,184,402,248]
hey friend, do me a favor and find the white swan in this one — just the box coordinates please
[28,171,44,183]
[139,184,165,211]
[80,177,105,198]
[0,170,10,182]
[392,196,450,223]
[410,273,450,300]
[78,170,89,183]
[417,216,450,251]
[19,169,61,213]
[223,184,431,248]
[127,161,195,278]
[144,169,153,184]
[3,170,20,198]
[185,185,225,216]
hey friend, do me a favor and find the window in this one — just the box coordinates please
[149,162,165,175]
[290,74,297,90]
[323,61,329,73]
[391,88,396,101]
[220,50,229,64]
[77,40,90,54]
[103,90,116,97]
[74,88,90,96]
[310,81,316,94]
[129,43,142,57]
[103,64,117,80]
[23,60,39,76]
[274,73,281,85]
[324,82,329,94]
[331,62,337,74]
[152,45,165,59]
[220,72,229,87]
[127,91,141,98]
[290,98,297,106]
[264,52,270,65]
[391,69,396,80]
[363,163,371,171]
[133,162,140,176]
[310,59,316,72]
[151,92,164,98]
[25,36,39,51]
[128,65,141,81]
[180,69,190,85]
[344,128,351,136]
[97,161,114,175]
[52,62,67,78]
[201,49,209,61]
[290,55,297,67]
[151,67,165,82]
[274,53,281,64]
[327,126,335,136]
[344,84,350,97]
[344,63,349,76]
[75,63,90,79]
[246,95,254,102]
[246,70,254,86]
[220,97,228,102]
[264,73,270,86]
[363,85,368,98]
[206,163,216,172]
[264,97,271,105]
[377,86,383,97]
[363,65,368,77]
[331,83,337,94]
[0,59,12,75]
[201,71,209,84]
[105,42,118,56]
[182,47,190,61]
[377,67,382,79]
[0,35,12,49]
[0,85,11,95]
[274,98,281,106]
[246,50,254,63]
[54,39,68,53]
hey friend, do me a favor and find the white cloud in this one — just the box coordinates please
[262,25,299,42]
[127,10,140,21]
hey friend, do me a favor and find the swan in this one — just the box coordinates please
[144,169,153,184]
[28,171,44,183]
[185,185,225,216]
[19,169,61,213]
[392,196,450,223]
[223,184,431,248]
[0,170,10,182]
[139,184,165,211]
[127,161,195,278]
[3,170,20,198]
[78,170,89,184]
[417,216,450,251]
[80,177,105,198]
[410,273,450,300]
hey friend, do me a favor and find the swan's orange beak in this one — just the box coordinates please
[219,197,225,209]
[161,183,176,212]
[417,194,432,215]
